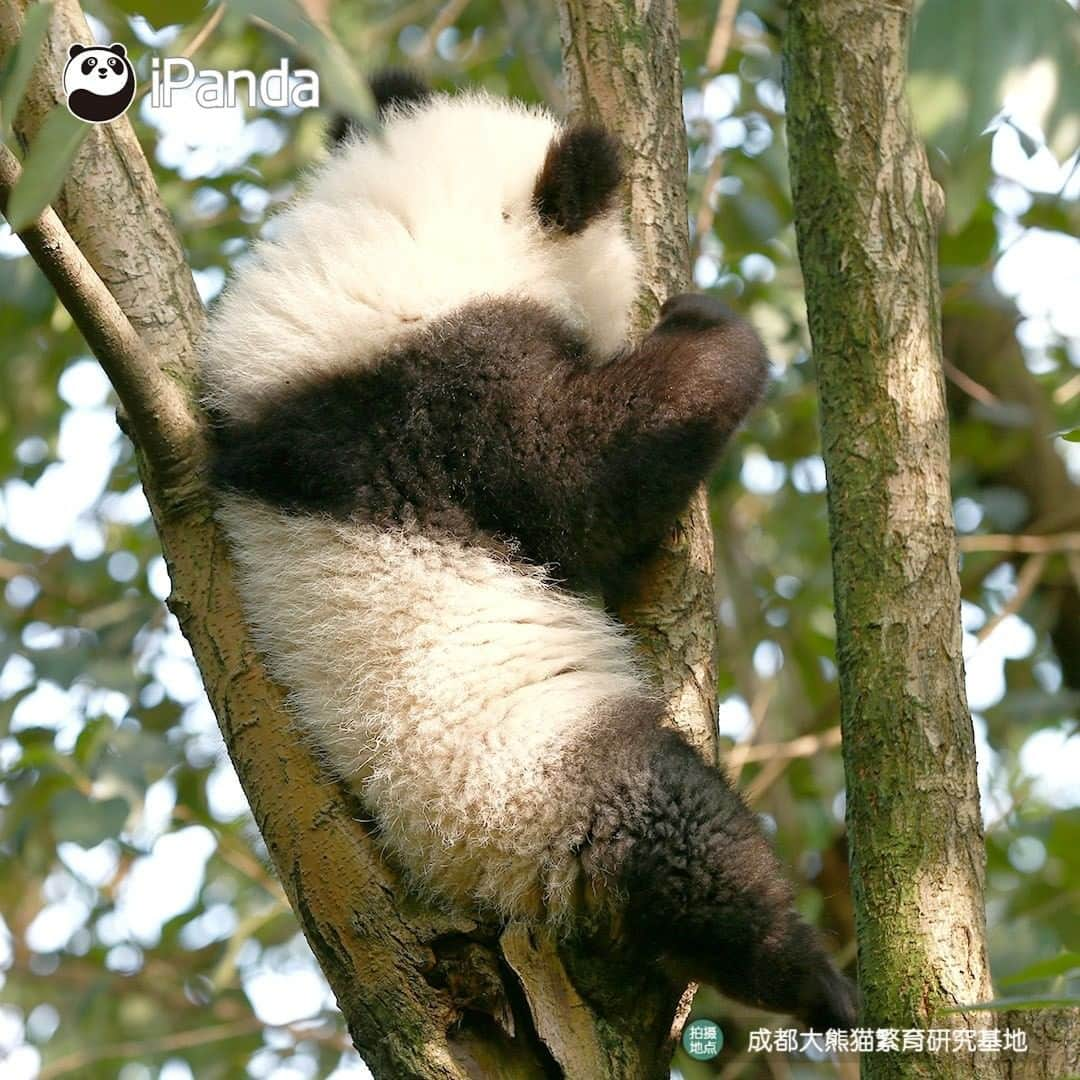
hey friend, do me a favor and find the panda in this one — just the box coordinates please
[63,43,136,124]
[201,71,856,1031]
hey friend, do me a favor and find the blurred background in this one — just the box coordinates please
[1,1,1077,1077]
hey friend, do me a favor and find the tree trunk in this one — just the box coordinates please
[1,0,704,1076]
[783,3,999,1078]
[558,0,720,761]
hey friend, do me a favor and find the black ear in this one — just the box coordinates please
[326,68,431,149]
[533,124,623,235]
[370,68,431,119]
[326,113,359,147]
[109,42,127,58]
[68,43,85,58]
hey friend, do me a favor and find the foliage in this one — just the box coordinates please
[0,0,1077,1077]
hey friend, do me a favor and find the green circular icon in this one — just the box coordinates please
[682,1018,724,1061]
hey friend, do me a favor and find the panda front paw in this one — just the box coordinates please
[656,292,738,333]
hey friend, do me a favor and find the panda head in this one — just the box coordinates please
[327,73,639,360]
[63,43,136,123]
[201,74,641,422]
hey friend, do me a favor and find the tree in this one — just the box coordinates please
[2,0,1078,1077]
[784,4,996,1076]
[785,3,1079,1075]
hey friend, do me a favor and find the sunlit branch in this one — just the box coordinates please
[0,144,197,504]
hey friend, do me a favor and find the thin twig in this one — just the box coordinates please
[37,1018,265,1079]
[943,359,1002,408]
[415,0,471,62]
[250,14,298,47]
[973,552,1049,646]
[0,145,196,498]
[1053,371,1080,405]
[746,755,791,804]
[690,151,724,266]
[725,678,775,779]
[958,532,1080,554]
[172,804,289,906]
[736,725,843,764]
[500,0,565,110]
[133,4,226,104]
[182,2,227,59]
[705,0,741,73]
[362,0,442,46]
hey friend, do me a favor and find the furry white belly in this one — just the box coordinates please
[219,497,644,918]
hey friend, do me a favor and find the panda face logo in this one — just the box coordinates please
[63,43,136,124]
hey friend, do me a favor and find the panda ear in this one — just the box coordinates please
[109,43,127,58]
[68,43,86,58]
[326,68,431,150]
[533,124,623,235]
[370,68,431,120]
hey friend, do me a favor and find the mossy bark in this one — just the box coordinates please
[783,3,999,1077]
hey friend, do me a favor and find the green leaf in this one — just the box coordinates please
[107,0,207,22]
[1001,951,1080,987]
[4,105,88,232]
[1060,428,1080,443]
[938,138,993,236]
[0,3,53,141]
[73,715,112,770]
[939,209,996,269]
[227,0,373,120]
[49,789,129,847]
[1021,197,1078,234]
[911,0,1080,160]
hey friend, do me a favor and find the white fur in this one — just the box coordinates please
[207,90,651,918]
[201,91,639,422]
[220,499,647,918]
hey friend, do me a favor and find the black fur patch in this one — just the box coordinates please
[533,125,623,234]
[327,68,431,147]
[371,68,431,117]
[584,719,857,1030]
[325,112,359,147]
[207,296,766,599]
[655,292,740,334]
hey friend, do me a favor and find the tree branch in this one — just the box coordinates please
[0,144,195,499]
[959,533,1080,554]
[705,0,741,74]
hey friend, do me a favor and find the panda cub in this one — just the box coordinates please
[202,72,855,1030]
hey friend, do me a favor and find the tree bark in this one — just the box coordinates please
[558,0,719,761]
[784,3,999,1078]
[2,1,703,1076]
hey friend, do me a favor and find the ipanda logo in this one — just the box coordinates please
[149,57,320,110]
[63,43,320,125]
[63,43,137,123]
